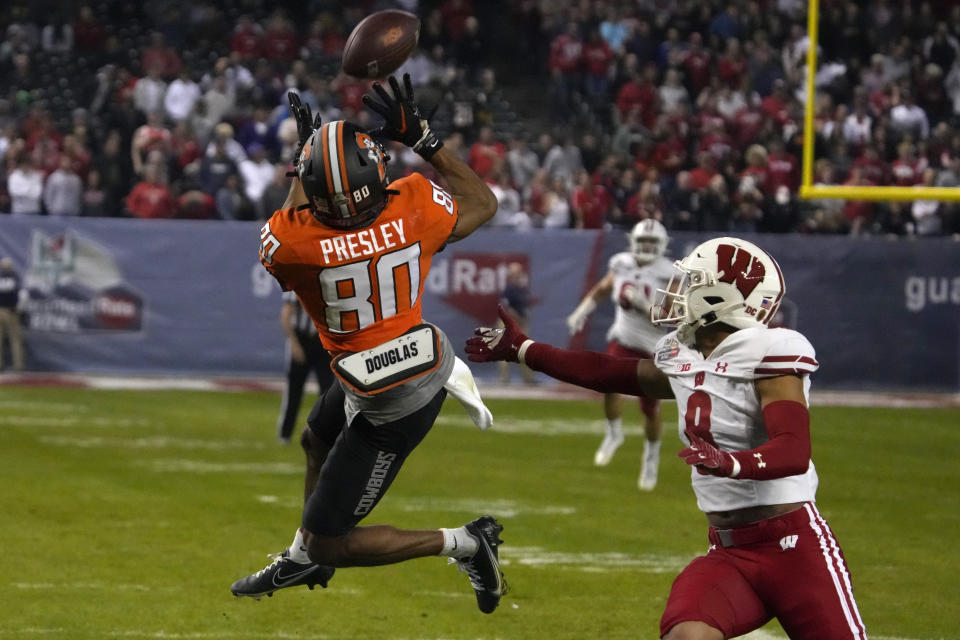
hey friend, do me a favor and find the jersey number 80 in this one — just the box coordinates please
[319,242,422,333]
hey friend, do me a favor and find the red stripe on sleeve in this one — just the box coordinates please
[760,355,819,366]
[754,366,817,375]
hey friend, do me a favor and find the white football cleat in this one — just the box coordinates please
[593,430,625,466]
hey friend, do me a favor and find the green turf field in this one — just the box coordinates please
[1,386,958,639]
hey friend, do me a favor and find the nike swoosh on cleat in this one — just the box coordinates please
[479,542,503,596]
[273,565,319,586]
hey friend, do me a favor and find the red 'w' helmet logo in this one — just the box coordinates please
[715,244,765,297]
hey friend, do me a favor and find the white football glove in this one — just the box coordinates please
[619,284,652,314]
[566,298,597,334]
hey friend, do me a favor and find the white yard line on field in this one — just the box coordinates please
[11,582,150,591]
[38,435,265,451]
[143,460,301,474]
[393,496,576,517]
[254,494,576,518]
[435,414,644,436]
[2,630,503,640]
[0,400,90,412]
[0,415,150,428]
[503,545,690,574]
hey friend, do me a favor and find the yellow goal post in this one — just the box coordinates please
[799,0,960,202]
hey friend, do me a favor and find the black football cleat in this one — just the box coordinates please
[454,515,508,614]
[230,550,335,600]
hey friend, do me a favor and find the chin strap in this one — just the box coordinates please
[679,301,749,343]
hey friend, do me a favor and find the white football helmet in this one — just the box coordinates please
[628,219,668,263]
[651,237,785,344]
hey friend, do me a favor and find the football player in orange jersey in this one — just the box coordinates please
[231,75,506,614]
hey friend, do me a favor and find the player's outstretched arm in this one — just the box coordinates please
[428,147,498,240]
[566,272,613,334]
[279,91,323,211]
[363,73,497,240]
[466,306,673,399]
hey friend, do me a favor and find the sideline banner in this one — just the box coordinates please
[0,218,957,391]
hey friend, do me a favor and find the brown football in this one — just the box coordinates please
[341,10,421,79]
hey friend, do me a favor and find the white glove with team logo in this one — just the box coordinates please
[566,298,596,335]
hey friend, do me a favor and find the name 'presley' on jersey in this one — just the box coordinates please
[653,327,820,513]
[258,173,458,355]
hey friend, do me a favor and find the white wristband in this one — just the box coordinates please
[729,455,741,478]
[517,339,535,365]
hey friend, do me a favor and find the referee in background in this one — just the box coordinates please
[277,291,333,444]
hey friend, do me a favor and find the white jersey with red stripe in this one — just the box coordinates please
[653,326,820,513]
[606,252,672,353]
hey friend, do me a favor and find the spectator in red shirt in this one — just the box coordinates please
[125,164,175,219]
[842,165,876,233]
[263,12,298,61]
[891,141,926,186]
[760,79,790,125]
[440,0,474,42]
[131,111,172,177]
[570,170,612,228]
[732,105,768,148]
[468,126,506,180]
[231,16,263,60]
[141,32,182,81]
[717,37,746,88]
[333,75,367,115]
[695,96,726,138]
[548,22,582,75]
[177,190,216,219]
[73,5,103,52]
[582,28,614,101]
[852,144,888,185]
[697,120,733,161]
[169,121,202,174]
[681,32,712,95]
[688,151,719,191]
[61,134,91,180]
[616,64,659,127]
[766,138,800,192]
[651,130,688,177]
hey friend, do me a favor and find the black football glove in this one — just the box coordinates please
[362,73,443,160]
[288,91,322,168]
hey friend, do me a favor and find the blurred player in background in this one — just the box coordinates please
[276,291,333,445]
[467,237,867,639]
[0,257,26,371]
[566,220,672,489]
[231,75,506,614]
[498,261,535,384]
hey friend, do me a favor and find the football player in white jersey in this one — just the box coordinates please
[467,237,867,639]
[566,220,673,489]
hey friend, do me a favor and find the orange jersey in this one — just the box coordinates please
[259,172,458,354]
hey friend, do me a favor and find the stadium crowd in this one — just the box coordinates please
[0,0,959,235]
